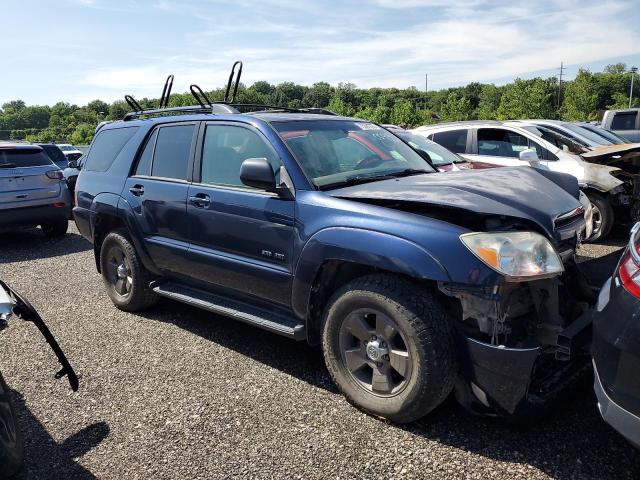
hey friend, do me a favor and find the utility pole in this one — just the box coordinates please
[630,66,638,109]
[425,74,428,111]
[556,61,565,109]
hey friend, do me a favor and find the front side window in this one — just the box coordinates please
[431,129,468,153]
[478,129,535,158]
[151,124,195,180]
[273,120,435,189]
[611,112,638,130]
[85,127,139,172]
[200,125,279,188]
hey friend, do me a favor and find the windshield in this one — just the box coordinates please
[273,120,435,189]
[521,125,587,154]
[561,123,613,145]
[394,131,465,165]
[580,124,629,144]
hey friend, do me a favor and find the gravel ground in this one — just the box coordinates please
[0,223,638,480]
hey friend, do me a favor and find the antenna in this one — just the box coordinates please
[224,61,243,103]
[159,74,174,109]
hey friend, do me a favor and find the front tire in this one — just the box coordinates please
[0,373,24,479]
[586,193,613,242]
[41,220,68,238]
[321,275,456,423]
[99,231,158,312]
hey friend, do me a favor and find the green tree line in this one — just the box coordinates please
[1,63,637,144]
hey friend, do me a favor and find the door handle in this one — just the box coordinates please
[129,184,145,196]
[188,193,211,208]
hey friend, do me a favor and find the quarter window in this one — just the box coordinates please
[200,125,279,188]
[85,127,139,172]
[151,124,195,180]
[432,130,468,153]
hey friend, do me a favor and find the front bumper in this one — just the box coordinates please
[454,314,592,417]
[594,361,640,448]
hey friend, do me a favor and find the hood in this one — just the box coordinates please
[328,167,584,241]
[581,143,640,165]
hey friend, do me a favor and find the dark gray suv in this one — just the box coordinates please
[0,143,71,237]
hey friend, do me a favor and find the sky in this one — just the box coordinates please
[2,0,640,106]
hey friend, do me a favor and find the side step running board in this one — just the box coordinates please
[152,282,306,340]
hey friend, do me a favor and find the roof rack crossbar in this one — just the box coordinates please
[224,61,243,103]
[190,84,213,109]
[159,74,174,109]
[123,105,211,121]
[125,95,143,113]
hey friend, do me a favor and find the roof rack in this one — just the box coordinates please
[122,61,338,121]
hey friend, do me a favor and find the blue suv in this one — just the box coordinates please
[74,96,594,422]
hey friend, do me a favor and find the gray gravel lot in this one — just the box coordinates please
[0,223,638,479]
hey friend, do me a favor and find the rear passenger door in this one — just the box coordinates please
[185,122,295,306]
[123,122,198,275]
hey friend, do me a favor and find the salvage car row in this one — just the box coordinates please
[1,69,640,477]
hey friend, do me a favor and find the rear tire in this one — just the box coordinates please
[321,274,456,423]
[586,193,613,242]
[0,373,24,479]
[99,231,158,312]
[41,220,68,238]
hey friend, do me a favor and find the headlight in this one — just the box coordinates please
[460,231,563,281]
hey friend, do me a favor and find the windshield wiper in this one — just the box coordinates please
[386,168,431,177]
[0,163,17,168]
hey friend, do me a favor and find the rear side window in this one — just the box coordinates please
[611,112,638,130]
[0,148,54,167]
[85,127,139,172]
[151,124,195,180]
[432,129,468,153]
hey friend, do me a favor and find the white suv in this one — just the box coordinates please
[413,121,637,241]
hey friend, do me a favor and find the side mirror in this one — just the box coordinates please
[519,148,539,162]
[68,160,78,169]
[240,158,277,192]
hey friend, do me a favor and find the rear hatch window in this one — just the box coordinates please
[0,148,54,168]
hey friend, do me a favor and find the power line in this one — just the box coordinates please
[556,61,565,109]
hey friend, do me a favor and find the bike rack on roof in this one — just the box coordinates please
[122,61,339,121]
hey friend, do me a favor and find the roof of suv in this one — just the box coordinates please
[0,142,43,150]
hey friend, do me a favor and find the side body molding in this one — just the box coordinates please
[291,227,451,319]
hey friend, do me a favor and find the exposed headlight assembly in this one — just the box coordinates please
[460,231,563,281]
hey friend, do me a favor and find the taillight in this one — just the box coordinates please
[45,170,64,180]
[619,223,640,298]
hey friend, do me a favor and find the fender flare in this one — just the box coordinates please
[291,227,451,319]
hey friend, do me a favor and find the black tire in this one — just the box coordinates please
[322,274,456,423]
[586,193,613,242]
[0,373,24,479]
[99,231,158,312]
[41,220,68,238]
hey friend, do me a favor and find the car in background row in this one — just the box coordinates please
[601,109,640,142]
[510,120,627,148]
[57,143,83,162]
[415,121,640,241]
[592,222,640,448]
[0,143,71,237]
[36,143,68,169]
[63,152,85,202]
[577,122,631,145]
[392,127,594,240]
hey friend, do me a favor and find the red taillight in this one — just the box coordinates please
[619,245,640,298]
[52,202,66,208]
[45,170,64,180]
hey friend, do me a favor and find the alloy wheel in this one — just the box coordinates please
[338,308,412,397]
[104,246,133,297]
